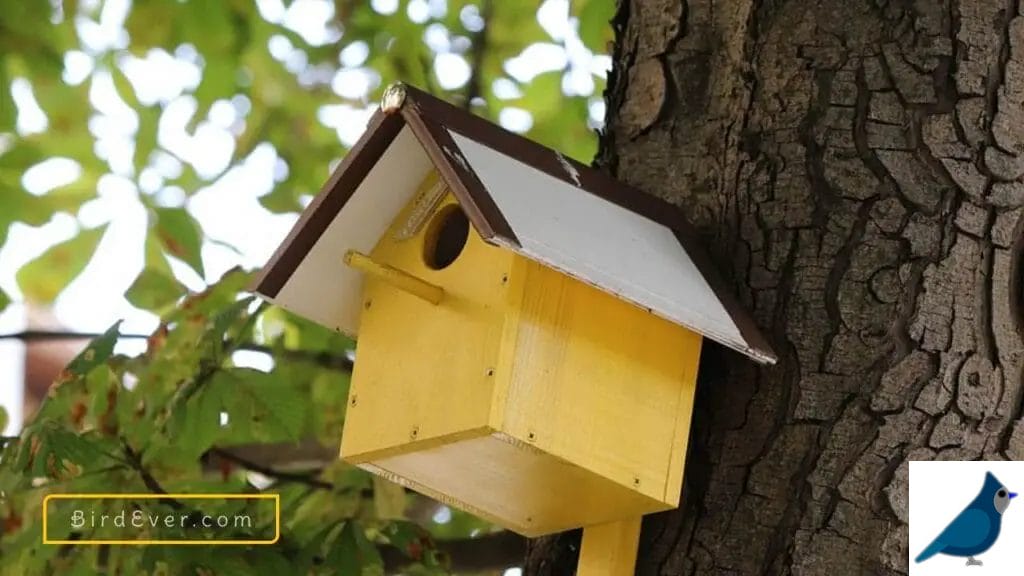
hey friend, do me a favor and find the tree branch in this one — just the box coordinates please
[121,440,184,510]
[0,330,353,371]
[208,447,335,491]
[463,0,493,111]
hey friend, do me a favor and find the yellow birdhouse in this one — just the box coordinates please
[252,83,775,572]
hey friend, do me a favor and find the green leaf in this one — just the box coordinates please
[126,268,185,311]
[175,377,224,458]
[382,521,433,564]
[16,224,107,302]
[124,0,178,50]
[215,368,308,443]
[0,287,10,315]
[44,427,108,469]
[134,105,161,174]
[65,321,121,377]
[329,521,384,575]
[0,405,8,433]
[154,207,205,278]
[0,61,15,132]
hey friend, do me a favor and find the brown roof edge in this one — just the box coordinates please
[399,105,519,247]
[670,228,777,364]
[249,110,406,298]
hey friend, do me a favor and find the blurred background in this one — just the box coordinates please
[0,0,613,573]
[0,0,611,433]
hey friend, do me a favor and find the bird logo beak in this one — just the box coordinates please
[1010,492,1019,500]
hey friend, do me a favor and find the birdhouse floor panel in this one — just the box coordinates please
[363,431,673,538]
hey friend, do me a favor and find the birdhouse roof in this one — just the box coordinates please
[251,84,776,364]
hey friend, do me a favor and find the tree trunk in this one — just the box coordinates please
[526,0,1024,573]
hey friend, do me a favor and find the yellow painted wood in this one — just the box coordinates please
[340,175,515,462]
[663,335,702,504]
[497,257,703,504]
[487,255,528,431]
[343,250,444,304]
[340,170,704,537]
[578,518,642,576]
[367,433,671,537]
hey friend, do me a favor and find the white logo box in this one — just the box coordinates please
[909,461,1022,575]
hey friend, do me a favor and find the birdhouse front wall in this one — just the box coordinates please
[342,172,515,460]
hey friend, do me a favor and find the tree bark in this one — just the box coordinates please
[527,0,1024,573]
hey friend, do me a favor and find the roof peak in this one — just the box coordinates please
[251,84,776,364]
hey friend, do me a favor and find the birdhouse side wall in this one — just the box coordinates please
[493,257,703,506]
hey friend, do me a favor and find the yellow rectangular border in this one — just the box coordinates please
[42,493,280,545]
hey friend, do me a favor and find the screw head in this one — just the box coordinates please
[350,395,358,407]
[364,300,373,310]
[410,426,419,439]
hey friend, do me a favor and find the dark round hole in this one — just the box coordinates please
[424,205,469,270]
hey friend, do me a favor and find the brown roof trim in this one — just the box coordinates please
[400,106,519,247]
[250,110,405,298]
[670,227,777,364]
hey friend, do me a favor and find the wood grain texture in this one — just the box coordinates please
[366,434,672,537]
[578,518,643,576]
[341,191,513,460]
[499,257,702,505]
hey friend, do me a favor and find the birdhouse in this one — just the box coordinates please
[252,83,775,570]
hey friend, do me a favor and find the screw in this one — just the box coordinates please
[500,274,508,285]
[410,426,419,439]
[633,477,641,487]
[350,395,358,407]
[364,300,373,310]
[486,368,495,376]
[527,432,536,441]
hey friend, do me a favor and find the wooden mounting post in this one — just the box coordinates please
[343,250,444,304]
[577,517,642,576]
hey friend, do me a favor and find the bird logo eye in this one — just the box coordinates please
[998,489,1007,498]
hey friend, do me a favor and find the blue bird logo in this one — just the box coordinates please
[915,471,1016,567]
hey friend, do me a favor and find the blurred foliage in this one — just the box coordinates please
[0,0,612,574]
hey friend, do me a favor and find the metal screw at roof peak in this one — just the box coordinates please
[381,83,407,114]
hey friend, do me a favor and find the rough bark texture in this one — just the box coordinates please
[526,0,1024,573]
